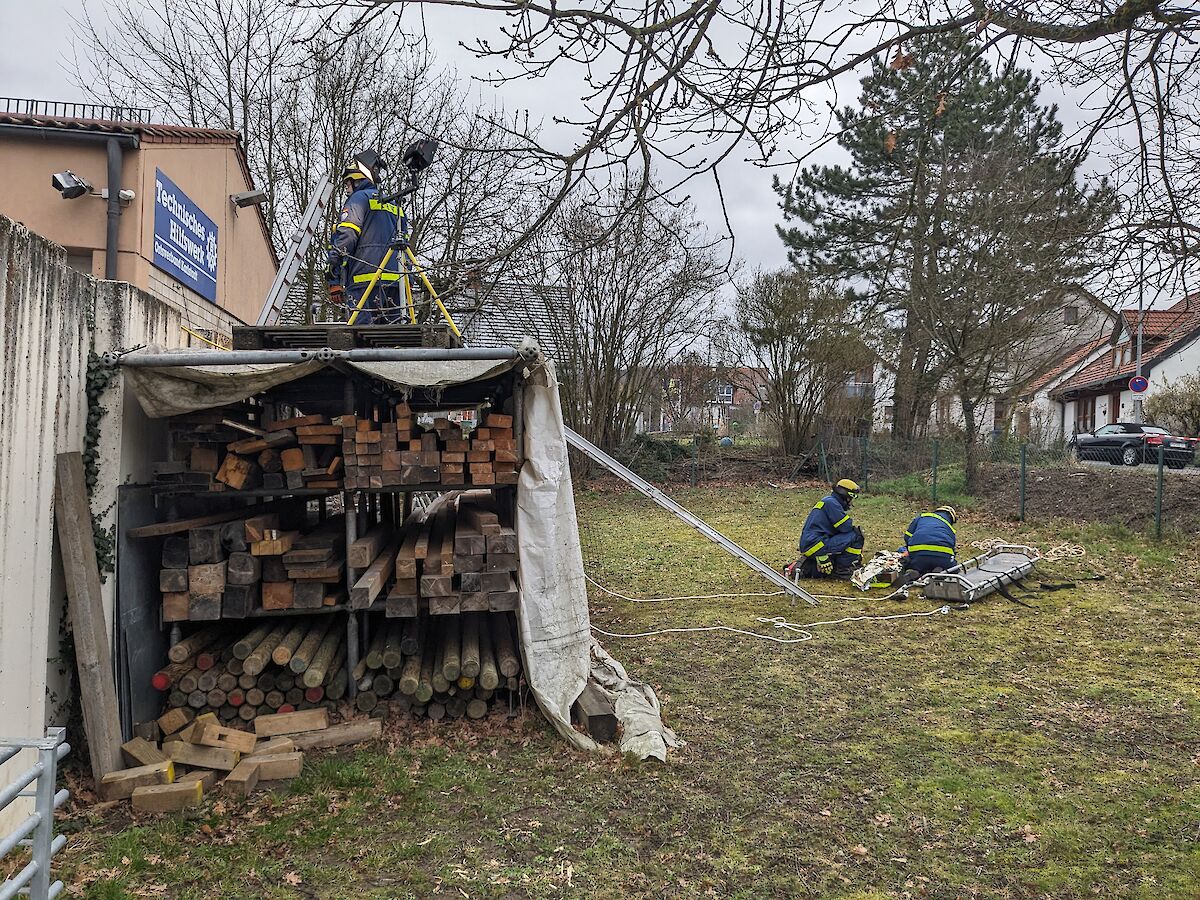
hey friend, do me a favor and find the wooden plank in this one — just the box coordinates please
[132,780,203,812]
[253,708,328,737]
[157,707,194,736]
[249,737,296,757]
[267,414,327,431]
[288,719,382,751]
[348,525,393,569]
[251,751,304,780]
[166,742,241,771]
[573,682,618,743]
[350,537,403,609]
[100,761,175,800]
[174,769,217,793]
[224,759,260,798]
[54,452,123,784]
[194,721,258,754]
[122,736,168,768]
[261,581,295,610]
[486,528,518,555]
[244,514,280,543]
[251,531,299,555]
[128,501,287,539]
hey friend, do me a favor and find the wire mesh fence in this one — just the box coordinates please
[572,429,1200,544]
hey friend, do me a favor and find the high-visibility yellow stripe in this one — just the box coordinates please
[833,514,850,527]
[845,546,863,556]
[921,512,956,533]
[814,500,824,509]
[352,272,402,283]
[368,198,400,215]
[909,544,954,555]
[336,221,361,233]
[803,540,826,557]
[904,531,913,538]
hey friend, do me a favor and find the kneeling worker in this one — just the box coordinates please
[795,479,865,578]
[899,505,958,576]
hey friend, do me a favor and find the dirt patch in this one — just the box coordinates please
[977,463,1200,533]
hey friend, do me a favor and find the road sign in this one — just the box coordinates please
[1129,375,1149,393]
[153,169,218,302]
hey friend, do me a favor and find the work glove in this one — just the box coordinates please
[328,283,345,304]
[816,554,833,576]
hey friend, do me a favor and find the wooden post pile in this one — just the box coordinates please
[343,405,518,489]
[385,491,519,617]
[352,611,523,720]
[161,512,354,620]
[152,618,347,724]
[153,410,344,495]
[103,707,381,812]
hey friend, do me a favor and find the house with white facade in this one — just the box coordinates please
[1028,294,1200,441]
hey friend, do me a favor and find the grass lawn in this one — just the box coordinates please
[55,485,1200,898]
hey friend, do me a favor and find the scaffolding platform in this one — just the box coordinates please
[232,323,460,351]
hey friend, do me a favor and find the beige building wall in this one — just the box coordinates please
[0,125,276,332]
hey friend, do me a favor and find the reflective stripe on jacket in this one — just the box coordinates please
[901,511,956,560]
[799,494,857,557]
[327,186,406,290]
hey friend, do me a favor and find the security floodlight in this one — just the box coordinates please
[51,170,92,200]
[402,139,437,173]
[231,188,269,208]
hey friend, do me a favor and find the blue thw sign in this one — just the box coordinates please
[152,169,218,302]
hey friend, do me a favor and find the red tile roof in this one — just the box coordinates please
[1023,336,1109,395]
[1054,295,1200,395]
[0,113,240,144]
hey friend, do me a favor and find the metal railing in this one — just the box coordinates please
[0,97,151,123]
[0,729,70,900]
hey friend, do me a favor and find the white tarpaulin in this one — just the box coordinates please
[121,349,677,759]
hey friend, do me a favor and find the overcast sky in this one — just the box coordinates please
[0,0,801,277]
[0,2,1175,309]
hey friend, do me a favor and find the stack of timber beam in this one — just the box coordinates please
[351,611,523,720]
[385,490,519,617]
[102,707,381,812]
[343,405,518,489]
[154,409,343,495]
[153,618,347,723]
[160,512,350,620]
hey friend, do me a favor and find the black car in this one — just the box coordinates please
[1070,422,1195,469]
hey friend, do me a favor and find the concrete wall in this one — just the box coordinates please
[0,215,91,831]
[0,213,239,831]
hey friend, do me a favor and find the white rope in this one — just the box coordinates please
[590,606,950,644]
[584,573,855,605]
[584,573,786,603]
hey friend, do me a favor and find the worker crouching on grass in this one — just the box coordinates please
[326,155,406,324]
[787,478,865,579]
[897,505,958,584]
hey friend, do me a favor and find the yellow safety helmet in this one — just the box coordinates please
[834,478,861,501]
[935,504,957,524]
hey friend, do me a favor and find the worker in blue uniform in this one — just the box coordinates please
[898,505,958,576]
[788,478,865,579]
[326,156,406,324]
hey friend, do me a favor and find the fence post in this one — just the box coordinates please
[1019,444,1027,522]
[690,433,699,488]
[932,439,940,503]
[818,439,830,485]
[860,434,869,490]
[1156,444,1165,540]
